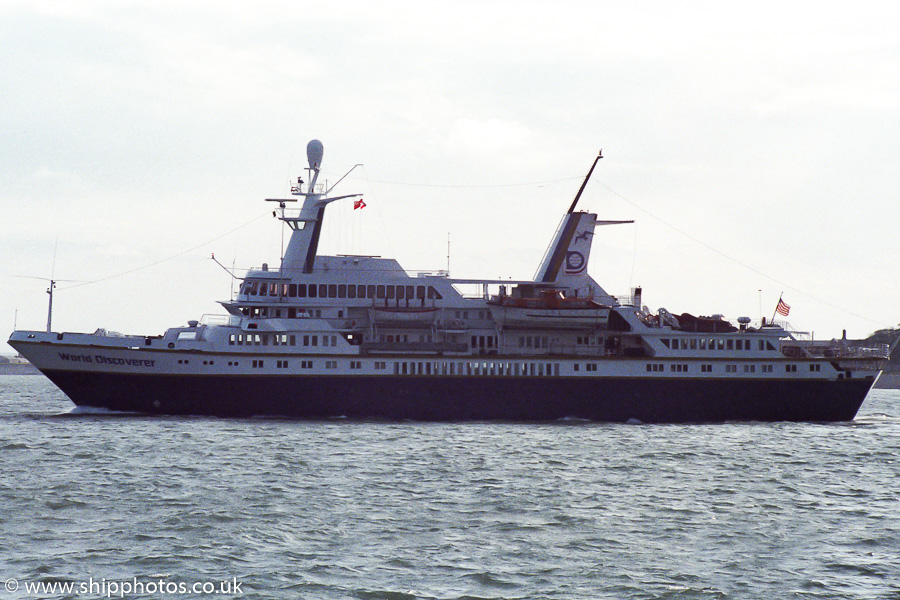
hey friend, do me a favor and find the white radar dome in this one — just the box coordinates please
[307,139,324,169]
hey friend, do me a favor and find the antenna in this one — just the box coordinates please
[567,149,603,214]
[12,275,78,332]
[46,280,56,333]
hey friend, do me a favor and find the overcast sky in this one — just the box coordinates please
[2,0,899,349]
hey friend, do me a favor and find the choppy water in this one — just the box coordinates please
[1,374,898,600]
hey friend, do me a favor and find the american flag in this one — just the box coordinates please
[776,298,790,317]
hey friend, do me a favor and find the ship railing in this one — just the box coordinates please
[199,314,242,327]
[781,340,891,360]
[510,345,610,357]
[614,294,639,307]
[416,270,449,278]
[360,341,468,355]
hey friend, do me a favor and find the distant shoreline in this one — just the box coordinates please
[0,363,41,375]
[875,372,900,389]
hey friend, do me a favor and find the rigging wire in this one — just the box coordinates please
[357,176,581,189]
[596,181,883,326]
[58,212,270,291]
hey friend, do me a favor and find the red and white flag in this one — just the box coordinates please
[353,199,366,210]
[776,298,790,317]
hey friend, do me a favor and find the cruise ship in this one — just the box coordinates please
[7,141,890,422]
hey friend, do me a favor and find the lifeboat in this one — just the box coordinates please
[369,306,439,327]
[488,290,610,329]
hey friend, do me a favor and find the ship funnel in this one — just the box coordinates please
[307,139,324,170]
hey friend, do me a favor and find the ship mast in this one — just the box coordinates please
[269,140,362,275]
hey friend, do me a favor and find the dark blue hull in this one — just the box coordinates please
[42,370,875,423]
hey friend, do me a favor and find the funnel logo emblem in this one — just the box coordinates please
[565,251,586,274]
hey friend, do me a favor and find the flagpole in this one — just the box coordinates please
[771,293,782,325]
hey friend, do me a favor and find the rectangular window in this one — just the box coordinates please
[297,284,307,297]
[308,284,317,298]
[338,284,347,298]
[347,285,356,299]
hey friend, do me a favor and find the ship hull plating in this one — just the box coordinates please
[42,369,873,423]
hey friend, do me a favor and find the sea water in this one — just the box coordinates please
[1,374,898,600]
